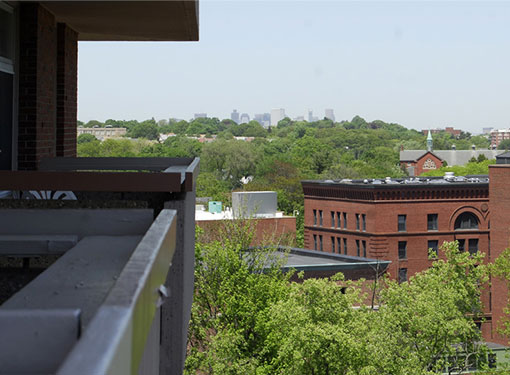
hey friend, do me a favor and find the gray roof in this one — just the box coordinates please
[496,151,510,159]
[250,247,391,272]
[400,150,503,166]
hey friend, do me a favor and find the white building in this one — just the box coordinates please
[270,108,285,127]
[325,108,335,122]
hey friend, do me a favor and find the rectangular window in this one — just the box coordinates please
[458,239,465,252]
[399,268,408,283]
[337,212,341,228]
[319,235,323,251]
[398,241,407,260]
[343,238,347,255]
[331,237,335,253]
[337,237,342,254]
[398,215,407,232]
[313,234,317,250]
[343,213,347,229]
[362,214,366,232]
[362,240,367,257]
[356,214,360,231]
[356,240,360,257]
[428,240,439,257]
[319,210,323,227]
[427,214,438,231]
[331,211,335,228]
[469,239,479,255]
[313,210,317,226]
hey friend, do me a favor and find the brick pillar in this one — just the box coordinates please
[18,3,57,170]
[489,165,510,345]
[56,23,77,157]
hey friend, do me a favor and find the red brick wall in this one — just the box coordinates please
[56,23,78,157]
[197,217,297,246]
[304,183,494,341]
[415,152,443,176]
[18,4,78,169]
[489,165,510,345]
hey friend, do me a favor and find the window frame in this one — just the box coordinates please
[427,214,438,231]
[428,240,439,257]
[398,215,407,232]
[398,241,407,260]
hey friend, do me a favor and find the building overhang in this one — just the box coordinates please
[40,1,199,41]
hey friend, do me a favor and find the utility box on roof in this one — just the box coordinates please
[232,191,277,218]
[208,201,222,213]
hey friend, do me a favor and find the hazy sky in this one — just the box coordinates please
[78,1,510,132]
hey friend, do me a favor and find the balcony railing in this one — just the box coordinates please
[0,157,199,375]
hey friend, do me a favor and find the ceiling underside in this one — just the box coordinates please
[40,1,199,41]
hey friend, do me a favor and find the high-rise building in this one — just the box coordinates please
[254,113,271,128]
[194,113,207,119]
[270,108,285,127]
[325,109,335,122]
[231,109,239,124]
[240,113,250,124]
[308,109,313,123]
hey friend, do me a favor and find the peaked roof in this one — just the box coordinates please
[400,150,504,166]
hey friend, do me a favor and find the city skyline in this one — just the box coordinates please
[78,1,510,132]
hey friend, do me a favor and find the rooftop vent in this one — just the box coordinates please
[444,172,455,180]
[472,144,476,150]
[452,144,456,150]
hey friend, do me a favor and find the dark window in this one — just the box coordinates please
[331,237,335,253]
[343,213,347,229]
[337,237,342,253]
[362,214,366,232]
[454,212,479,230]
[331,211,335,228]
[337,212,341,228]
[343,238,347,255]
[319,235,323,251]
[356,214,360,230]
[469,239,479,255]
[399,268,408,283]
[428,240,439,257]
[427,214,438,231]
[362,240,366,257]
[319,210,323,226]
[313,234,317,250]
[398,215,407,232]
[458,239,465,252]
[398,241,407,260]
[356,240,360,257]
[313,210,317,226]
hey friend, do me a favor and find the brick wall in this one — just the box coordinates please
[197,217,297,246]
[18,4,77,169]
[489,165,510,345]
[56,23,78,157]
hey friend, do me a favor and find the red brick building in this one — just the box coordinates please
[302,175,503,343]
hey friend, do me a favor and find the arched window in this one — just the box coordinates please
[454,212,479,230]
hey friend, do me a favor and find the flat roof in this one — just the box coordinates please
[303,175,489,188]
[251,247,391,273]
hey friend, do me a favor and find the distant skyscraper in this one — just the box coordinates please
[308,109,313,123]
[194,113,207,119]
[240,113,250,124]
[231,109,239,124]
[271,108,285,127]
[325,109,335,122]
[255,113,271,128]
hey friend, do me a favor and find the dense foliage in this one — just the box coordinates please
[77,116,491,247]
[186,233,500,375]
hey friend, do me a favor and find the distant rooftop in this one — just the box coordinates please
[303,174,489,187]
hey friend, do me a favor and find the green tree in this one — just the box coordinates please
[127,120,159,140]
[77,133,97,144]
[498,140,510,150]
